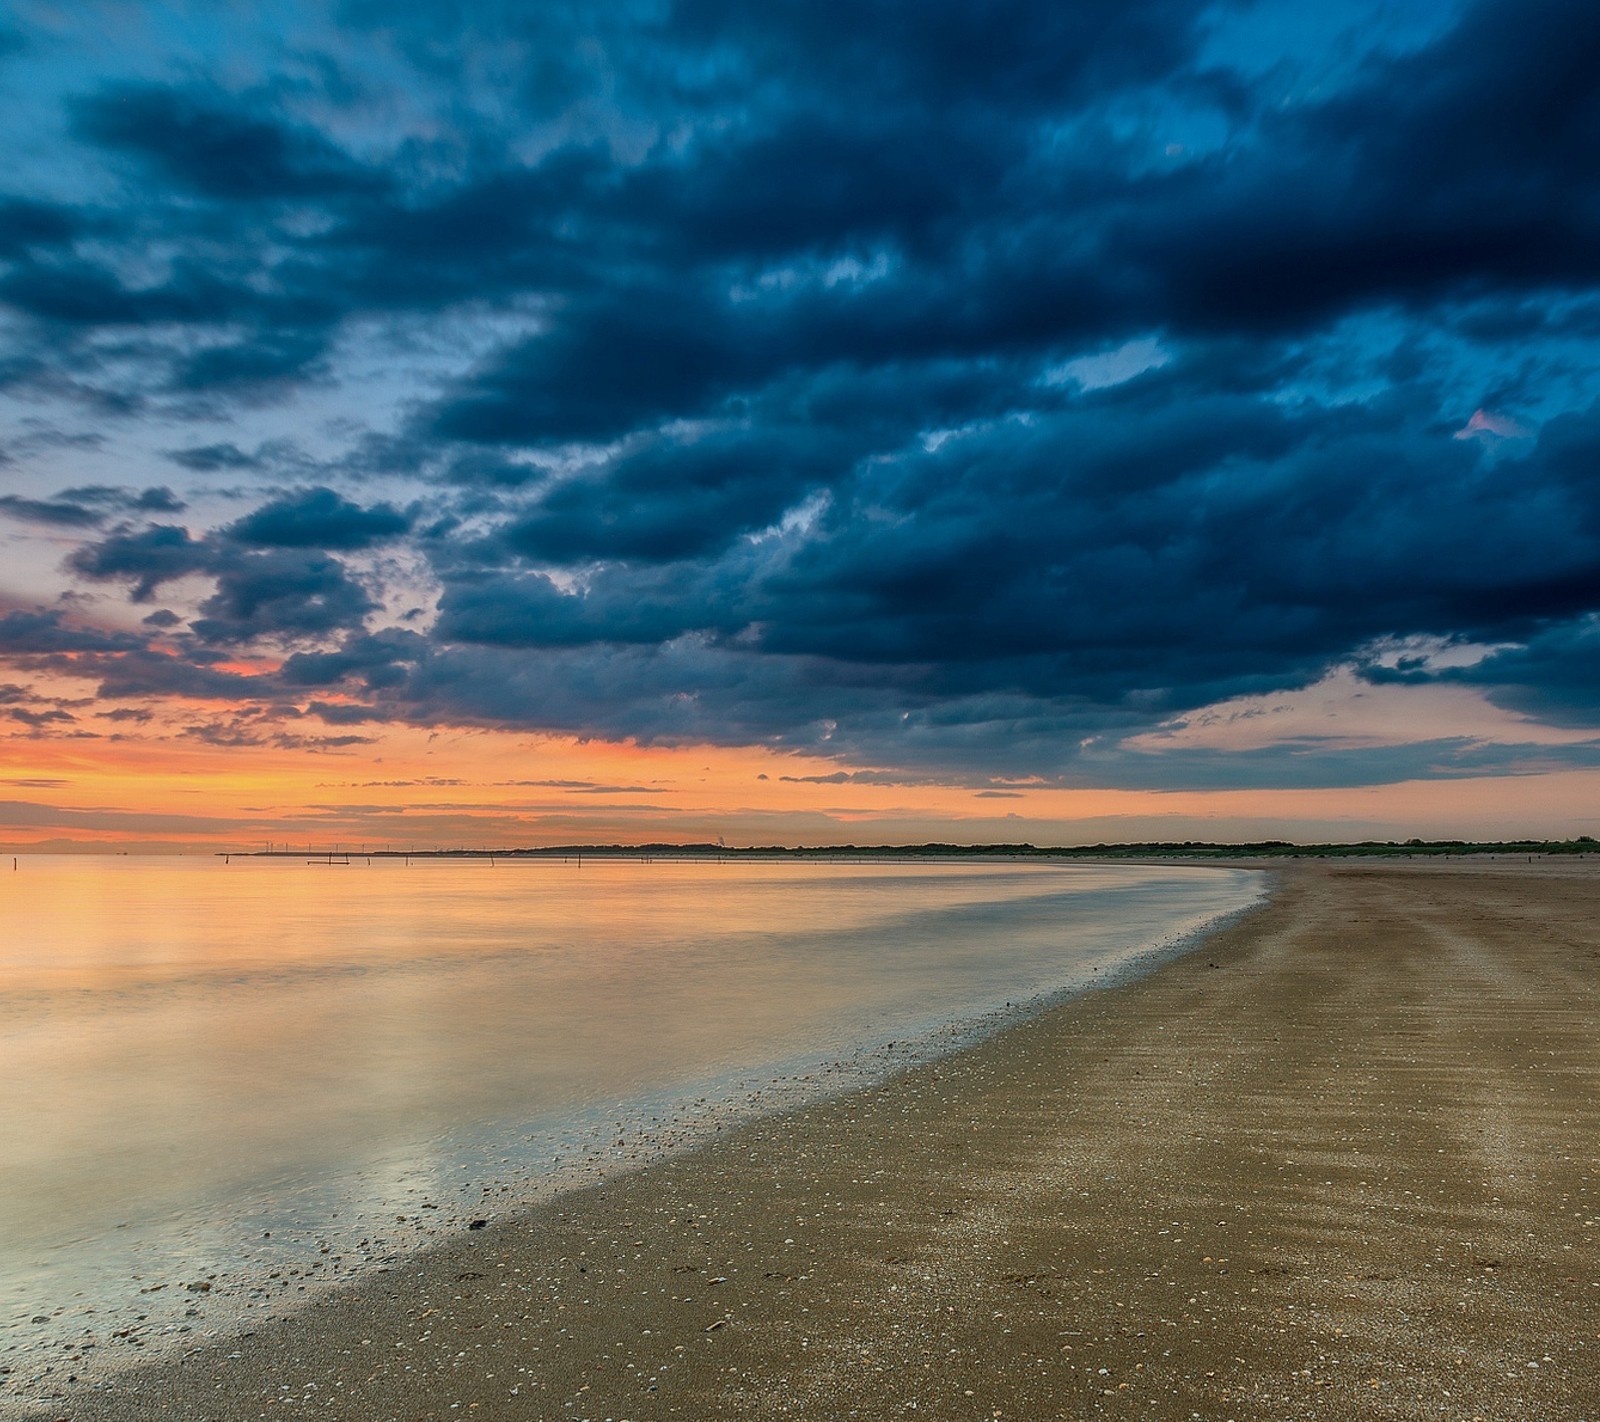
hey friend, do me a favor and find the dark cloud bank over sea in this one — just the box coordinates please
[2,0,1600,788]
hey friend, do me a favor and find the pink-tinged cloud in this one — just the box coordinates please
[1453,407,1530,440]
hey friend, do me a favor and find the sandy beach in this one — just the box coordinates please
[30,859,1600,1420]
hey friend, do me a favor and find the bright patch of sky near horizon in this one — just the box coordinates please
[3,0,1600,846]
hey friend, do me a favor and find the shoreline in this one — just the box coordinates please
[1,862,1263,1413]
[25,859,1600,1419]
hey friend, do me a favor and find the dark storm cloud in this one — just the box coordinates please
[66,486,410,634]
[1,254,255,330]
[387,371,1600,777]
[188,549,377,644]
[432,569,713,649]
[66,520,381,645]
[1384,619,1600,728]
[71,84,389,203]
[225,487,411,550]
[278,629,428,690]
[7,0,1600,783]
[501,426,848,563]
[67,525,213,600]
[0,198,81,258]
[430,286,762,447]
[417,0,1600,453]
[1115,3,1600,334]
[174,328,333,392]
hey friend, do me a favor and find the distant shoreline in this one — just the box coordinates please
[217,835,1600,862]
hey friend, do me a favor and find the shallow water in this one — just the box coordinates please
[0,854,1260,1378]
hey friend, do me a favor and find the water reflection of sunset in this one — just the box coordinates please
[0,857,1258,1322]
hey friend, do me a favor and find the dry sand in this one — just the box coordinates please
[30,859,1600,1420]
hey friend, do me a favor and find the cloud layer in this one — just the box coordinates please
[2,0,1599,793]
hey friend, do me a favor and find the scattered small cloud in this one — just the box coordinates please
[0,494,103,527]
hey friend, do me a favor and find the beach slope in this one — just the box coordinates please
[51,861,1600,1420]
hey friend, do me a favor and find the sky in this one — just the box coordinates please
[3,0,1600,851]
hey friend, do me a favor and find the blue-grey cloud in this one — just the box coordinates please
[66,521,379,645]
[67,525,214,600]
[2,0,1599,791]
[165,442,262,472]
[225,487,411,550]
[0,493,104,527]
[71,84,389,203]
[0,610,145,655]
[61,484,186,513]
[188,549,377,644]
[0,198,80,259]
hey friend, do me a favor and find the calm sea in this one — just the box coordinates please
[0,854,1261,1383]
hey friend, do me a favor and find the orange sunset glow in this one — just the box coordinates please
[9,700,1600,853]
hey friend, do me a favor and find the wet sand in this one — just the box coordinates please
[32,859,1600,1419]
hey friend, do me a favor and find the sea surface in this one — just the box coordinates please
[0,853,1261,1389]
